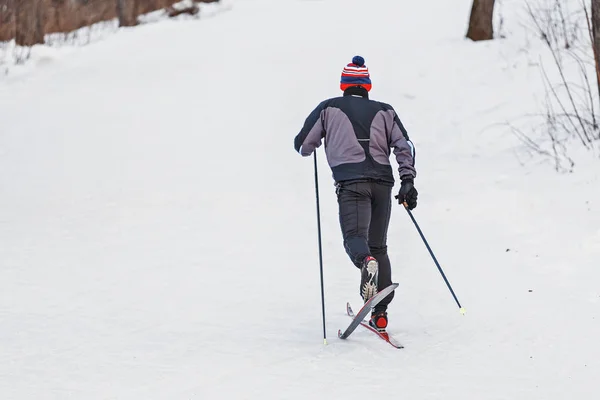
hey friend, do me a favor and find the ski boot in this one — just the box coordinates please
[369,311,388,332]
[360,255,379,302]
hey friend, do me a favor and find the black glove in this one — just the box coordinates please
[395,178,418,210]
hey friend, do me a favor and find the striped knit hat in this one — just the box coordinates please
[340,55,372,92]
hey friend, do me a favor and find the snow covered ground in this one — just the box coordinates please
[1,0,599,398]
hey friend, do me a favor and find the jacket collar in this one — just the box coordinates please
[343,86,369,99]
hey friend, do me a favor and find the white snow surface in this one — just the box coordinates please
[1,0,600,398]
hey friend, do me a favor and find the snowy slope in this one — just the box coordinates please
[1,0,599,399]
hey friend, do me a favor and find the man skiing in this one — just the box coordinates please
[294,56,418,333]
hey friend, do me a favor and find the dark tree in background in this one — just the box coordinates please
[15,0,45,46]
[0,0,17,42]
[117,0,138,27]
[466,0,496,41]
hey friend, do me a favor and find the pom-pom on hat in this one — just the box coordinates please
[340,55,372,92]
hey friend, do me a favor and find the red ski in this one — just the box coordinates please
[346,302,404,349]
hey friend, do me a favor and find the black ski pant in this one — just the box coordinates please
[336,180,394,311]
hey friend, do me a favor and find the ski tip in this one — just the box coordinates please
[323,338,328,345]
[460,307,466,315]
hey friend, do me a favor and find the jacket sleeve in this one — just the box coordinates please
[389,110,416,180]
[294,101,327,156]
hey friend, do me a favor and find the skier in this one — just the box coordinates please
[294,56,418,332]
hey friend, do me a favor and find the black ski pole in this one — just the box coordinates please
[403,203,466,315]
[314,152,327,344]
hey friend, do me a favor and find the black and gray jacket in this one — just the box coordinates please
[294,87,416,185]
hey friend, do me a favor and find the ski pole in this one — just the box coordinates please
[403,203,466,315]
[314,151,327,344]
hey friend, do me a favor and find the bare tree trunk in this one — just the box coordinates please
[591,0,600,110]
[0,0,17,42]
[466,0,496,41]
[117,0,138,27]
[15,0,46,46]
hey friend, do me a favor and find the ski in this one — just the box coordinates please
[337,283,398,340]
[346,302,404,349]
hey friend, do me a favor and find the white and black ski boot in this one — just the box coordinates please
[360,255,379,302]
